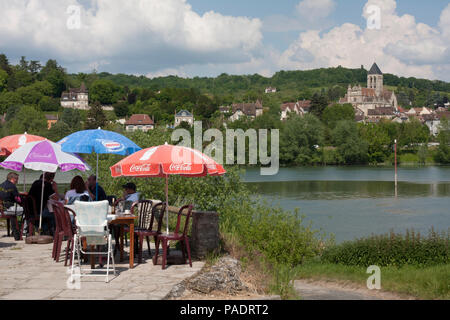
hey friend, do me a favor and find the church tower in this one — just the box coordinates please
[367,63,383,96]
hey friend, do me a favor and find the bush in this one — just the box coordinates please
[321,228,449,267]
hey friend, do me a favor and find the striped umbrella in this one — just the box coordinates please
[110,143,225,233]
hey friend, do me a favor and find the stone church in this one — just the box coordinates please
[339,63,398,116]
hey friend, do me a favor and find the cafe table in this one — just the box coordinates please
[65,205,136,269]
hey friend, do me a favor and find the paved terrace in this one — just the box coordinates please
[0,230,204,300]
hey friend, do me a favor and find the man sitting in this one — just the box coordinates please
[28,172,63,236]
[119,182,140,211]
[86,175,107,201]
[0,172,22,240]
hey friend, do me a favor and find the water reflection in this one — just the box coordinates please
[247,180,450,200]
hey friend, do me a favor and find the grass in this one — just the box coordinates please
[294,261,450,300]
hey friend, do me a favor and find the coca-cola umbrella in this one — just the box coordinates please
[110,143,226,233]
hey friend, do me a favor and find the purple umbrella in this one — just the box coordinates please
[0,140,89,232]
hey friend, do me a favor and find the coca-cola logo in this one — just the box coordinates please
[129,164,152,172]
[169,163,192,171]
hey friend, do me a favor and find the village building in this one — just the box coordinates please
[60,83,89,110]
[265,87,277,93]
[424,111,450,136]
[339,63,398,116]
[174,110,194,127]
[125,114,154,132]
[280,100,311,120]
[219,106,231,114]
[45,114,58,129]
[229,100,264,122]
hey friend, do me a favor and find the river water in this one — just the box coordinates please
[243,166,450,243]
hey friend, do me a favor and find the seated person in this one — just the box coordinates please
[118,182,140,211]
[65,175,92,205]
[0,172,22,240]
[86,175,107,201]
[28,172,63,236]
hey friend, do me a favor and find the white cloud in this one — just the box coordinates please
[296,0,336,21]
[264,0,335,33]
[278,0,450,81]
[0,0,262,73]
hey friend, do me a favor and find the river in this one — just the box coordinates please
[243,166,450,243]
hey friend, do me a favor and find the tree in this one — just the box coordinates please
[0,91,22,114]
[6,105,47,136]
[399,118,430,147]
[113,101,129,118]
[321,103,355,128]
[359,123,391,163]
[0,69,7,92]
[332,120,368,164]
[84,102,107,129]
[38,96,60,112]
[61,108,82,131]
[434,118,450,164]
[47,121,72,142]
[309,93,328,118]
[280,114,324,165]
[89,80,117,104]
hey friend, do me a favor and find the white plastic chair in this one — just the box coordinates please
[70,200,116,283]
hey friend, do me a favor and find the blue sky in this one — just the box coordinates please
[189,0,449,52]
[1,0,449,81]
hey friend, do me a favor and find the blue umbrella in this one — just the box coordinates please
[58,128,141,200]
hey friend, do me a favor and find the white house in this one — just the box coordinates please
[265,87,277,93]
[60,83,89,110]
[174,110,194,127]
[229,100,264,122]
[125,114,155,132]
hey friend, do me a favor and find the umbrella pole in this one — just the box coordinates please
[39,172,45,234]
[165,174,169,235]
[23,167,26,193]
[96,153,99,201]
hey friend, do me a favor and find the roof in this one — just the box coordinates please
[368,63,382,75]
[297,100,311,110]
[125,114,154,125]
[367,107,395,116]
[175,110,193,117]
[231,101,263,117]
[280,103,296,112]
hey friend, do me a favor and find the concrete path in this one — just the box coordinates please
[294,280,396,300]
[0,230,204,300]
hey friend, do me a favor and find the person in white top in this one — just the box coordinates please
[65,176,93,205]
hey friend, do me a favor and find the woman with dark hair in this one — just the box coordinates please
[65,176,92,205]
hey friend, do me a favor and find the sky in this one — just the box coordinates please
[1,0,449,81]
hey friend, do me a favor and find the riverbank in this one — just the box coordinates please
[294,262,449,300]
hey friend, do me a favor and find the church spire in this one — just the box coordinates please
[368,63,382,75]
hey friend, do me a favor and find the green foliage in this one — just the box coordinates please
[280,114,324,165]
[5,105,47,136]
[434,118,450,164]
[321,228,450,267]
[84,101,107,129]
[322,103,355,128]
[0,69,7,91]
[60,108,83,132]
[47,120,71,142]
[332,121,368,164]
[89,79,119,105]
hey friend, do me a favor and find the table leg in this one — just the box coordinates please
[120,225,124,262]
[90,245,95,269]
[129,222,134,269]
